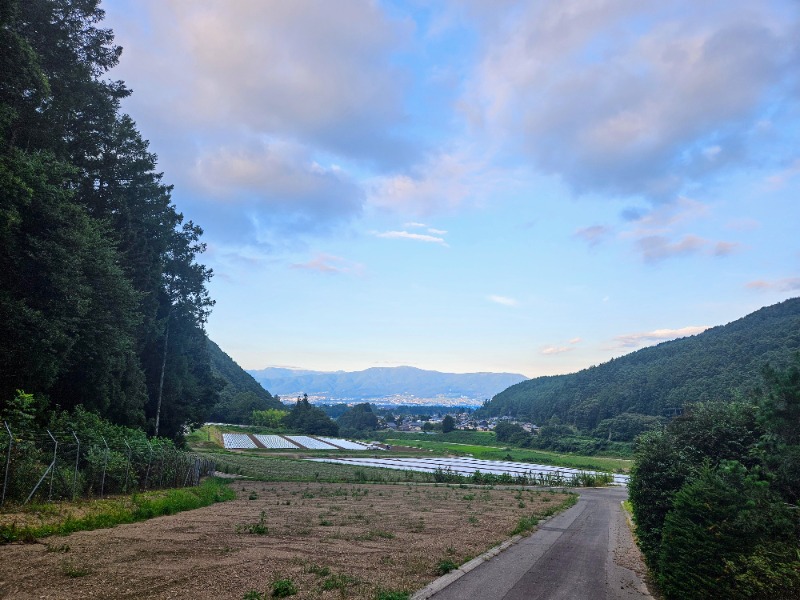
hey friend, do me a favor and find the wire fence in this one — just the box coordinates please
[1,421,216,506]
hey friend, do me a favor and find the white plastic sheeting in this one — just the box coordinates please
[222,433,257,449]
[318,437,370,450]
[285,435,339,450]
[307,456,629,486]
[253,434,299,449]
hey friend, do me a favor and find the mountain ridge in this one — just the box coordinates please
[479,297,800,430]
[247,365,528,402]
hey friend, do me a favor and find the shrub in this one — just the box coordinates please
[271,578,298,597]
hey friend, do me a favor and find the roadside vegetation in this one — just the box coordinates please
[628,355,800,599]
[0,477,234,544]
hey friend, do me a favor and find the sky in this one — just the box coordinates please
[101,0,800,378]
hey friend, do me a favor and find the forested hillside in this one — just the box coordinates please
[480,298,800,431]
[207,339,282,423]
[0,0,215,438]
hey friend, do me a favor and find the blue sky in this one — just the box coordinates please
[102,0,799,378]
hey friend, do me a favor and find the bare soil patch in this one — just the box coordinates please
[0,480,572,599]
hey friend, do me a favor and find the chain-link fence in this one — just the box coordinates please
[1,422,216,506]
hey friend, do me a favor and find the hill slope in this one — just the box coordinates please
[207,339,282,422]
[247,366,528,402]
[480,298,800,430]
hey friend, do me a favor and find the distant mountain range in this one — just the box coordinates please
[246,366,528,403]
[479,297,800,430]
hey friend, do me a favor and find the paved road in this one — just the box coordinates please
[427,487,652,600]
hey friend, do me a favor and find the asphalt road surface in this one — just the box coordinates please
[428,487,652,600]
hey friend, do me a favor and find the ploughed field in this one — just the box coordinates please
[0,480,573,599]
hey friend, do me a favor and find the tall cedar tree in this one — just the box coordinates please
[0,0,216,438]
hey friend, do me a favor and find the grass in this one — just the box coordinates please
[236,510,268,535]
[435,559,458,575]
[206,452,438,483]
[510,493,578,536]
[0,477,235,544]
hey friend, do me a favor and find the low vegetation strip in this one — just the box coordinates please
[0,477,235,543]
[0,480,576,599]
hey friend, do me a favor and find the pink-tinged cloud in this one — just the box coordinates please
[614,325,710,349]
[575,225,612,246]
[569,337,582,345]
[541,346,573,355]
[290,253,364,275]
[713,241,741,256]
[374,230,449,246]
[488,295,519,307]
[636,234,708,262]
[746,277,800,292]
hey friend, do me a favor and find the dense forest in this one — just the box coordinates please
[629,356,800,598]
[479,298,800,433]
[0,0,217,439]
[206,339,283,424]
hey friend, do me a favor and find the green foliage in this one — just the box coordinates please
[337,403,379,435]
[251,408,288,429]
[207,340,281,423]
[283,397,338,436]
[592,412,664,442]
[271,578,298,598]
[435,559,458,575]
[236,511,268,535]
[0,0,216,439]
[629,356,800,599]
[374,592,410,600]
[480,299,800,431]
[441,415,456,433]
[0,478,234,543]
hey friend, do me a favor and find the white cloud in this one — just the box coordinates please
[488,295,519,307]
[541,346,573,355]
[614,325,710,349]
[367,149,517,214]
[123,0,414,165]
[193,140,364,229]
[373,230,449,246]
[461,1,799,202]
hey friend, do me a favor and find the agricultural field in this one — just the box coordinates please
[0,480,575,599]
[382,438,633,474]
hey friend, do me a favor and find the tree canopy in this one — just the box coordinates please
[0,0,215,439]
[628,354,800,599]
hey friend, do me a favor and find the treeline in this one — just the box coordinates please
[0,0,214,439]
[480,298,800,432]
[629,355,800,599]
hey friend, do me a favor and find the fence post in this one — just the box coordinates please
[25,431,58,504]
[158,448,165,488]
[47,430,57,502]
[144,439,152,490]
[72,431,80,500]
[1,422,12,507]
[100,436,109,498]
[123,440,132,492]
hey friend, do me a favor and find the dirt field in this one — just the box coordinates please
[0,480,573,600]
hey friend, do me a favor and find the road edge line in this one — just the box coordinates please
[410,516,554,600]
